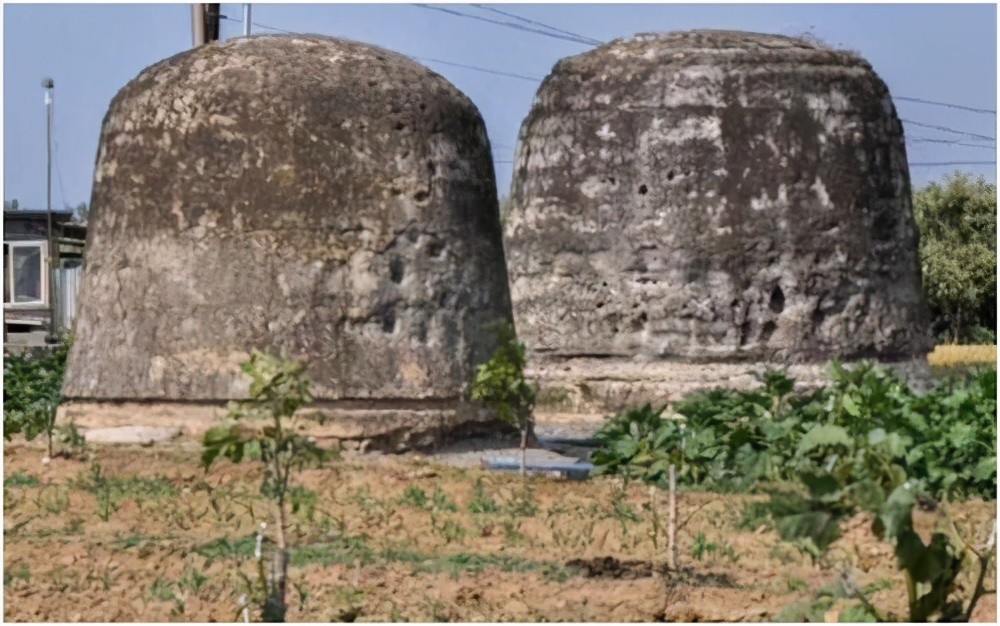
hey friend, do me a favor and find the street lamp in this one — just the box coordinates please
[42,77,58,342]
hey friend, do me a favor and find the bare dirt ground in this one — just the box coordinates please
[3,438,996,622]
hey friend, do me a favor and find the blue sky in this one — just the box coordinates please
[3,3,997,210]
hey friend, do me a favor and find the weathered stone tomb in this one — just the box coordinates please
[504,30,932,414]
[61,35,513,449]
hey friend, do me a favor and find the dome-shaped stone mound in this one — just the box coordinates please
[505,30,931,414]
[61,35,513,449]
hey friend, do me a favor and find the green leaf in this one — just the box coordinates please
[875,485,915,540]
[839,603,878,623]
[798,424,851,455]
[841,394,861,417]
[972,456,996,481]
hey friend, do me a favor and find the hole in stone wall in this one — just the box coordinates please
[375,302,397,333]
[769,285,785,313]
[389,256,404,284]
[629,311,648,332]
[413,190,430,202]
[638,184,648,195]
[739,320,752,346]
[426,240,444,257]
[596,302,605,309]
[760,320,777,342]
[667,170,675,181]
[395,122,406,131]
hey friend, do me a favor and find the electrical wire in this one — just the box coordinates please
[220,15,297,35]
[896,97,995,115]
[413,4,598,47]
[470,4,604,46]
[223,13,999,161]
[909,161,996,166]
[901,119,995,142]
[907,137,996,149]
[50,103,69,210]
[414,57,542,82]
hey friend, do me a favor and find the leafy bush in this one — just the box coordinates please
[470,321,536,474]
[3,339,71,457]
[592,362,996,500]
[593,361,997,621]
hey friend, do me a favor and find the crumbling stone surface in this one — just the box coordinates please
[505,30,932,412]
[62,35,512,446]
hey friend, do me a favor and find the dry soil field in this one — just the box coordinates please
[3,438,995,622]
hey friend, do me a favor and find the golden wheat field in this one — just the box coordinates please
[927,345,997,377]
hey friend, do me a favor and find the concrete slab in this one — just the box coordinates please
[83,426,182,445]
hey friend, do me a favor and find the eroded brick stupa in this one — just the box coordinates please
[62,35,513,449]
[504,30,931,414]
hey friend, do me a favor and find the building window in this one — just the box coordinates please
[3,241,47,306]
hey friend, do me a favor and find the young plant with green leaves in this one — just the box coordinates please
[3,336,71,460]
[470,321,536,474]
[202,350,336,622]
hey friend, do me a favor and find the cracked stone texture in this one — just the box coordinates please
[62,35,513,445]
[505,30,932,413]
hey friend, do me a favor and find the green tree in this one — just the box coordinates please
[913,172,997,343]
[471,321,536,475]
[202,350,334,621]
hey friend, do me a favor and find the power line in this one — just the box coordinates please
[50,104,69,209]
[222,14,1000,158]
[901,119,995,142]
[896,96,995,115]
[470,4,604,46]
[909,161,996,167]
[414,57,541,82]
[413,4,597,47]
[220,14,297,35]
[907,137,996,149]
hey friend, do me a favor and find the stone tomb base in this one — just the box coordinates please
[531,357,933,417]
[57,400,505,452]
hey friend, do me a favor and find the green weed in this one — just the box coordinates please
[467,478,500,514]
[4,472,39,487]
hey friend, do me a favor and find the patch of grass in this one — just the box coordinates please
[36,485,70,515]
[398,486,428,509]
[193,534,258,562]
[382,546,573,581]
[467,478,500,514]
[148,576,178,602]
[430,487,457,512]
[4,472,40,487]
[192,533,576,581]
[862,578,893,594]
[3,561,30,586]
[690,532,740,563]
[178,567,209,594]
[72,462,177,504]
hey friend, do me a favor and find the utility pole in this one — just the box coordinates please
[191,4,205,47]
[191,4,221,47]
[243,4,252,37]
[43,77,58,342]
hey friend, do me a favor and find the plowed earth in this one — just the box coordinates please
[3,441,996,622]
